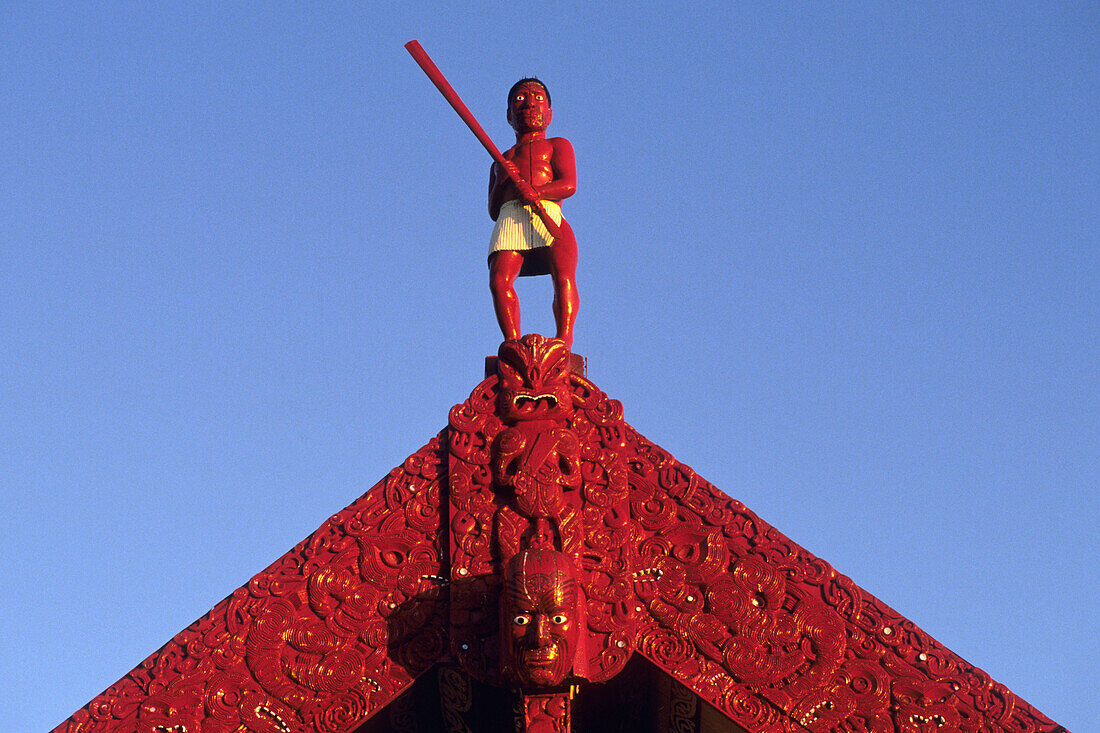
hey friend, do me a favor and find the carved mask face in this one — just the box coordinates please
[502,549,581,687]
[497,335,573,423]
[893,679,959,732]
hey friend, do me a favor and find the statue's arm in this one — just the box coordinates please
[489,161,505,220]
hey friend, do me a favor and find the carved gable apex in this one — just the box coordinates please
[55,340,1065,733]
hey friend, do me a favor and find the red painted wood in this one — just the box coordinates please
[54,335,1065,733]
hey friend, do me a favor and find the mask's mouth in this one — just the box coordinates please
[909,714,947,727]
[523,646,558,664]
[513,394,559,412]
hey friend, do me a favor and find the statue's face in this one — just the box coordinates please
[503,549,580,687]
[508,81,552,134]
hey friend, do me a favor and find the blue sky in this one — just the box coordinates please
[2,3,1095,731]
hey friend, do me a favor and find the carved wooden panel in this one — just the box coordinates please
[619,424,1062,732]
[447,336,637,693]
[54,437,448,733]
[53,336,1064,733]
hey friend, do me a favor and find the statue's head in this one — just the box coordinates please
[507,78,552,134]
[502,548,582,688]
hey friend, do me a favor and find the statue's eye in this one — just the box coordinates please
[513,615,531,626]
[552,614,567,625]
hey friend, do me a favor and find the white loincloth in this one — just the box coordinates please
[488,199,562,255]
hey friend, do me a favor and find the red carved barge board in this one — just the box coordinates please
[54,338,1066,733]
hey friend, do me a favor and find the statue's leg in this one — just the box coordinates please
[547,221,579,349]
[489,251,524,341]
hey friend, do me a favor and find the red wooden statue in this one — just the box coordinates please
[405,42,580,348]
[487,79,579,349]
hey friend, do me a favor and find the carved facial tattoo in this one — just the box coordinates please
[503,549,581,687]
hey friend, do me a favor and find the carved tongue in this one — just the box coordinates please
[514,394,558,411]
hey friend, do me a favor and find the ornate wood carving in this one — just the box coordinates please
[55,437,448,733]
[54,336,1065,733]
[520,691,572,733]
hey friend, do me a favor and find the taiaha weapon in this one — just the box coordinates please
[404,40,562,240]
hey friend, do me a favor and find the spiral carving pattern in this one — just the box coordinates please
[620,424,1062,732]
[54,437,448,733]
[55,339,1063,733]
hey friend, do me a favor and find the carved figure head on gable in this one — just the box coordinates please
[501,548,585,688]
[497,335,574,423]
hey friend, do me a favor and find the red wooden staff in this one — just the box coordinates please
[404,40,562,240]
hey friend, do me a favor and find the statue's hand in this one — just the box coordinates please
[516,181,541,204]
[501,161,540,203]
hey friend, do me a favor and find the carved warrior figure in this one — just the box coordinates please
[487,79,579,349]
[404,44,579,348]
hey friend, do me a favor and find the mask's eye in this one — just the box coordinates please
[513,94,525,104]
[513,615,531,626]
[552,614,567,625]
